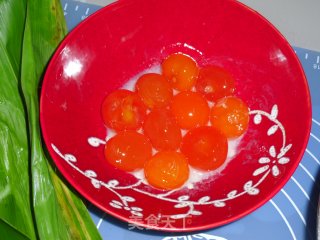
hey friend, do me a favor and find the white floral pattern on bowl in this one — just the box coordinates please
[51,104,291,220]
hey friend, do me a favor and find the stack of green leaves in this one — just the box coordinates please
[0,0,102,239]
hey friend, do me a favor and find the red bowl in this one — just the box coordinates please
[40,0,311,232]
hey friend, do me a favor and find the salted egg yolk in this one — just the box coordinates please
[104,131,152,172]
[195,65,235,101]
[171,91,209,129]
[144,151,189,190]
[101,89,146,131]
[162,53,199,91]
[143,107,182,151]
[135,73,173,109]
[210,96,249,138]
[181,126,228,171]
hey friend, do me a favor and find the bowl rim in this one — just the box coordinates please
[40,0,312,232]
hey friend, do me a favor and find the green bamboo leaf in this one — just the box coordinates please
[21,0,102,239]
[0,219,30,240]
[0,0,27,78]
[0,0,103,238]
[0,0,36,239]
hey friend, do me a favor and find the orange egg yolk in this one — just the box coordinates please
[210,96,249,138]
[101,52,251,190]
[195,65,235,101]
[143,107,182,151]
[104,131,152,171]
[162,53,199,91]
[135,73,173,109]
[171,91,209,129]
[144,151,189,190]
[181,126,228,171]
[101,89,146,131]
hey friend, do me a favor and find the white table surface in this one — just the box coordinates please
[77,0,320,52]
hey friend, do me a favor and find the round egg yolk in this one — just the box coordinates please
[162,53,199,91]
[101,89,146,131]
[181,126,228,171]
[144,151,189,190]
[143,107,182,151]
[104,131,152,172]
[210,96,249,138]
[195,65,235,101]
[171,91,209,129]
[135,73,173,109]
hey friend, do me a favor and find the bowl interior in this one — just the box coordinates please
[40,0,311,231]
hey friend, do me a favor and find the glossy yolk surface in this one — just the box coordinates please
[143,107,182,151]
[104,131,152,171]
[181,126,228,171]
[195,65,235,101]
[210,96,249,138]
[101,89,146,131]
[144,151,189,190]
[171,91,209,129]
[162,53,199,91]
[101,53,250,190]
[135,73,173,109]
